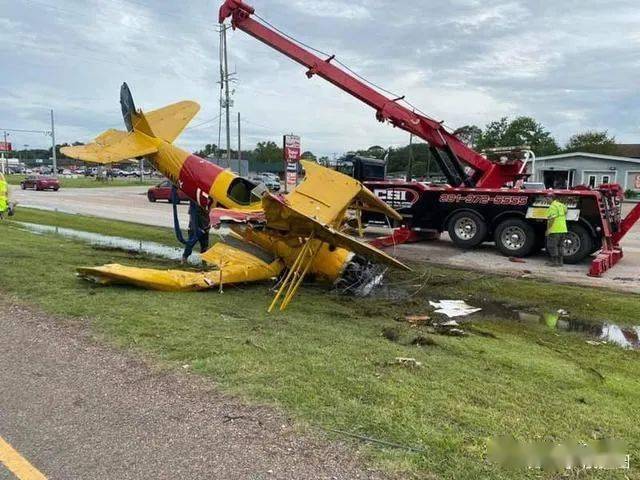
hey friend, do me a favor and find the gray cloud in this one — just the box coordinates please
[1,0,638,156]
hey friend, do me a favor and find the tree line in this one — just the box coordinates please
[350,117,620,176]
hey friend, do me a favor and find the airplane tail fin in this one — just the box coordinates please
[61,83,200,164]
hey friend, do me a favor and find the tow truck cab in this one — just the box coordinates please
[335,154,386,181]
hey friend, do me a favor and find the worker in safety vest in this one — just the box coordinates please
[545,192,568,267]
[0,172,8,220]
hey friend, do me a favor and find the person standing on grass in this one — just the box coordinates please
[181,201,211,264]
[0,173,8,220]
[546,192,568,267]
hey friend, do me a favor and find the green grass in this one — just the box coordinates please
[1,211,639,479]
[7,174,158,188]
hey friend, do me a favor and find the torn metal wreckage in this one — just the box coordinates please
[62,84,410,311]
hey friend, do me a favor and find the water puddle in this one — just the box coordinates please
[14,222,201,265]
[505,306,639,350]
[419,299,639,350]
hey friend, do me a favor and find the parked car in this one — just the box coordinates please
[20,176,60,191]
[147,180,190,203]
[251,173,281,191]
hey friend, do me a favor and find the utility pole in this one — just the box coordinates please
[50,109,57,176]
[1,131,7,174]
[237,112,241,164]
[221,25,232,168]
[406,133,414,182]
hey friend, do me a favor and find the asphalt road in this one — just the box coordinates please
[9,185,640,293]
[0,300,386,480]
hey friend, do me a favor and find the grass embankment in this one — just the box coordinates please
[7,174,158,188]
[1,209,638,479]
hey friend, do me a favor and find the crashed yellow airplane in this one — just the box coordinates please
[62,84,409,311]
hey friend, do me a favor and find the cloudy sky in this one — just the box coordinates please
[1,0,638,157]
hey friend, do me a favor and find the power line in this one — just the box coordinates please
[185,114,223,131]
[251,13,452,130]
[0,128,51,135]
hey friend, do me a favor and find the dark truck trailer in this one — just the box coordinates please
[362,179,620,265]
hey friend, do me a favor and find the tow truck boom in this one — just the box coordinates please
[218,0,523,188]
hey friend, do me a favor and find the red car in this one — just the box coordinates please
[147,180,190,203]
[20,176,60,191]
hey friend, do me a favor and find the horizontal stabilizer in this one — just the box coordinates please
[61,130,158,164]
[143,101,200,143]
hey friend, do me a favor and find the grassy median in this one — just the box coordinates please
[1,209,638,479]
[6,173,158,188]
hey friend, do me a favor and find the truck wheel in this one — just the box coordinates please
[494,218,536,258]
[561,224,593,264]
[147,192,156,203]
[448,211,487,248]
[21,184,26,190]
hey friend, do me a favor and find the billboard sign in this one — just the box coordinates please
[0,142,12,152]
[283,134,301,192]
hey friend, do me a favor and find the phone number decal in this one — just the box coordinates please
[439,194,528,206]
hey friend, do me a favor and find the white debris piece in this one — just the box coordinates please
[429,300,482,318]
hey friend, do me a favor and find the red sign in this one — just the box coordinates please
[283,134,301,191]
[0,142,12,152]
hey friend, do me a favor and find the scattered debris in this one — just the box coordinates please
[401,315,431,326]
[509,257,526,263]
[436,326,467,337]
[382,327,400,342]
[429,300,482,318]
[466,326,499,339]
[394,357,423,368]
[411,335,438,347]
[586,340,606,346]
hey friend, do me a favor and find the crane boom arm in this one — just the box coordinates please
[219,0,522,188]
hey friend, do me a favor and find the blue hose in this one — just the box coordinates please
[171,186,200,248]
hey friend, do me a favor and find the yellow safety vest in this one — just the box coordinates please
[547,200,568,234]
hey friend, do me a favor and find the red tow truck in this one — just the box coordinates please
[219,0,640,277]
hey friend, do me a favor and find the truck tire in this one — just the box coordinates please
[494,218,536,258]
[21,184,26,190]
[448,211,487,248]
[561,223,593,264]
[147,192,156,203]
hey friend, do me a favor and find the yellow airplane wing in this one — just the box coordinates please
[77,243,283,292]
[262,194,411,271]
[143,101,200,143]
[288,161,402,225]
[61,130,158,164]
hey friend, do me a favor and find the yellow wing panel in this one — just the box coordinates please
[143,101,201,143]
[61,130,158,164]
[262,195,410,271]
[77,247,283,292]
[286,160,361,225]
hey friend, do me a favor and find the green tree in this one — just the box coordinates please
[300,151,317,161]
[387,143,442,178]
[355,145,386,159]
[195,144,218,158]
[454,125,483,149]
[255,141,283,163]
[477,116,560,156]
[564,131,617,155]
